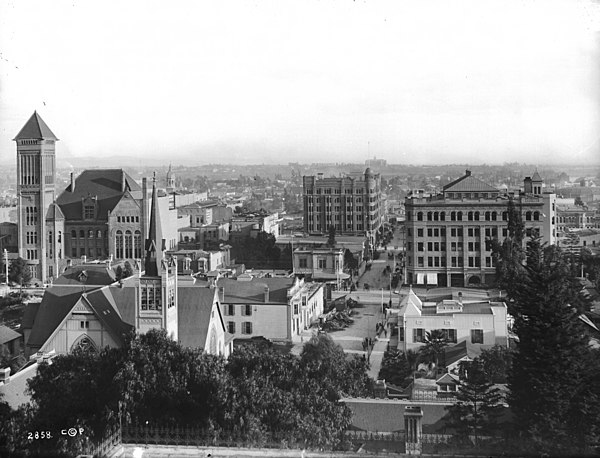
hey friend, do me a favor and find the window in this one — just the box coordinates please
[427,242,433,251]
[427,228,433,237]
[244,304,252,316]
[299,258,307,268]
[318,259,327,269]
[417,242,424,252]
[227,322,235,334]
[242,322,253,335]
[417,257,424,267]
[413,328,426,343]
[80,320,90,329]
[226,304,235,316]
[84,205,95,219]
[428,257,433,267]
[471,329,484,344]
[417,228,424,237]
[442,329,457,343]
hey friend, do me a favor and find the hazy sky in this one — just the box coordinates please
[1,0,599,166]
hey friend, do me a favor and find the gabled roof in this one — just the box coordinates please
[26,287,92,347]
[436,373,459,385]
[21,302,41,330]
[443,170,498,193]
[56,169,141,221]
[0,325,21,345]
[13,112,58,140]
[531,170,543,182]
[178,286,224,349]
[217,277,294,304]
[82,288,133,346]
[443,341,488,367]
[398,286,422,316]
[45,203,64,221]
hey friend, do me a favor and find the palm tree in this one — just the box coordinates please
[419,330,449,373]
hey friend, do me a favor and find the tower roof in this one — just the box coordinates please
[13,112,58,141]
[144,173,165,277]
[532,170,543,182]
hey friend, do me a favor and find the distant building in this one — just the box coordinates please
[292,246,351,285]
[404,170,556,287]
[217,276,324,343]
[365,156,387,168]
[303,168,383,237]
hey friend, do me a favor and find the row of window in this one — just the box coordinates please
[227,321,253,334]
[26,249,38,260]
[413,256,494,268]
[116,215,140,223]
[445,192,497,200]
[25,231,38,244]
[115,230,142,259]
[309,223,365,232]
[306,196,363,203]
[71,229,105,239]
[25,207,38,226]
[409,328,484,344]
[414,241,484,252]
[223,304,253,316]
[409,210,541,222]
[306,188,365,195]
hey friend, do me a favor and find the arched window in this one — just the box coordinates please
[457,211,463,221]
[71,230,77,238]
[502,211,508,221]
[71,335,97,354]
[525,211,532,221]
[88,230,94,238]
[97,230,102,238]
[433,212,439,221]
[533,211,540,221]
[485,211,491,221]
[468,211,473,221]
[491,212,497,221]
[125,230,133,258]
[474,211,480,221]
[451,211,456,221]
[79,230,85,238]
[427,212,432,221]
[116,230,123,259]
[134,230,142,258]
[417,212,423,221]
[440,212,445,221]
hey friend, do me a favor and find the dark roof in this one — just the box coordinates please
[531,170,543,181]
[21,302,41,330]
[443,171,498,193]
[443,340,489,367]
[217,277,294,304]
[178,286,222,349]
[14,112,58,140]
[26,288,89,347]
[0,325,21,345]
[144,177,165,276]
[45,203,64,221]
[53,264,116,287]
[56,169,141,221]
[82,289,133,346]
[109,279,137,325]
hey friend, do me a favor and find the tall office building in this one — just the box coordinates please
[14,112,65,283]
[404,170,556,287]
[303,168,383,237]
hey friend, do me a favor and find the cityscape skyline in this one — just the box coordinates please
[1,0,600,166]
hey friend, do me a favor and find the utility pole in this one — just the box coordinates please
[3,249,8,284]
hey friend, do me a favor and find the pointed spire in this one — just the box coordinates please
[144,172,165,276]
[14,111,58,140]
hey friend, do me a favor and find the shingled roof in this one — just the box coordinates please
[217,277,294,304]
[13,112,58,140]
[53,264,116,287]
[56,169,141,221]
[443,170,498,193]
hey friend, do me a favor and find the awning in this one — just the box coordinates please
[427,273,438,285]
[312,272,351,280]
[416,273,425,284]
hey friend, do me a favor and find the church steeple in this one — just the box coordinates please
[144,172,165,276]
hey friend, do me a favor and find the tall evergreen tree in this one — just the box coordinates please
[508,235,598,453]
[445,359,504,444]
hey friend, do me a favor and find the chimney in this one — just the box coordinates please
[0,367,10,384]
[70,172,75,192]
[458,291,463,305]
[465,170,471,176]
[264,286,270,302]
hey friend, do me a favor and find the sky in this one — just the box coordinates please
[1,0,599,166]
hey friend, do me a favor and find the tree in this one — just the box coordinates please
[327,225,336,248]
[508,235,599,453]
[419,329,448,371]
[378,349,412,387]
[343,249,358,271]
[478,345,512,384]
[491,198,525,301]
[445,359,504,443]
[122,261,134,278]
[8,257,31,286]
[115,265,123,281]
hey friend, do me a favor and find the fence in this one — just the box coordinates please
[82,422,121,457]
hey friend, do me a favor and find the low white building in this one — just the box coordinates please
[395,287,508,352]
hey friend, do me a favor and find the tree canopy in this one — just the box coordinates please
[8,257,32,285]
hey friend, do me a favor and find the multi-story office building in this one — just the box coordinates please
[303,168,383,237]
[404,170,556,287]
